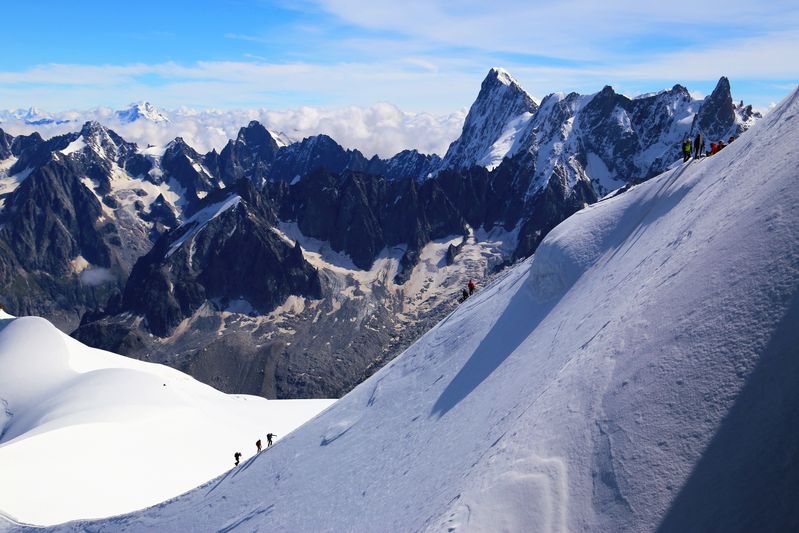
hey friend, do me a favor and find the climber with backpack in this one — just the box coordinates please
[694,132,704,159]
[459,288,469,303]
[682,138,692,162]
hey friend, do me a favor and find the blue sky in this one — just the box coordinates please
[1,0,797,113]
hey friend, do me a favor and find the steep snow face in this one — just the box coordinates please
[0,311,334,526]
[269,130,293,148]
[439,67,538,171]
[43,89,799,532]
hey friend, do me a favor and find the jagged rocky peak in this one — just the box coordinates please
[10,131,44,156]
[217,121,281,186]
[439,67,539,171]
[116,102,169,123]
[161,137,218,200]
[235,120,280,159]
[691,76,738,141]
[379,149,442,181]
[77,120,133,159]
[671,83,691,99]
[486,67,527,92]
[164,136,199,157]
[585,84,627,115]
[268,133,368,182]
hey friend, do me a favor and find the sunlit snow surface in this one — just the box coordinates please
[0,313,333,526]
[6,87,799,532]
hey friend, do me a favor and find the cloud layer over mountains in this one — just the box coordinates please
[0,103,467,158]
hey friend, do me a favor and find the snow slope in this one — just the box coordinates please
[11,86,799,532]
[0,312,334,527]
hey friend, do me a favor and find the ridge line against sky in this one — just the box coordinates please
[2,0,797,112]
[2,0,798,157]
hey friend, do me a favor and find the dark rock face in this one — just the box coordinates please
[0,129,12,159]
[160,138,218,203]
[691,76,737,142]
[9,131,65,174]
[119,180,321,336]
[274,167,468,273]
[0,159,116,274]
[367,150,442,181]
[281,169,386,269]
[0,157,124,330]
[269,134,369,182]
[578,86,640,180]
[217,121,280,186]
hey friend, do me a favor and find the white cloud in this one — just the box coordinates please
[311,0,799,62]
[0,103,466,158]
[0,60,483,113]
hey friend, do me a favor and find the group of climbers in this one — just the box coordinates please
[458,279,477,303]
[234,432,276,466]
[709,136,735,155]
[682,132,736,162]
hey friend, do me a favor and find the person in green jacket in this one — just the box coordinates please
[682,138,692,162]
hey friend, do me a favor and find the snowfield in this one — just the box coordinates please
[0,312,334,526]
[5,85,799,531]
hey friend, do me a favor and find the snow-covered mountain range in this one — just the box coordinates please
[0,70,764,402]
[9,81,796,533]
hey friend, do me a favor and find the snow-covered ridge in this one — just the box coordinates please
[166,195,242,256]
[0,311,334,526]
[48,85,799,532]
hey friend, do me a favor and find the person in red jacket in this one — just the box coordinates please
[467,279,476,295]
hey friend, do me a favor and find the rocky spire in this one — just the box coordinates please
[691,76,737,141]
[439,68,538,171]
